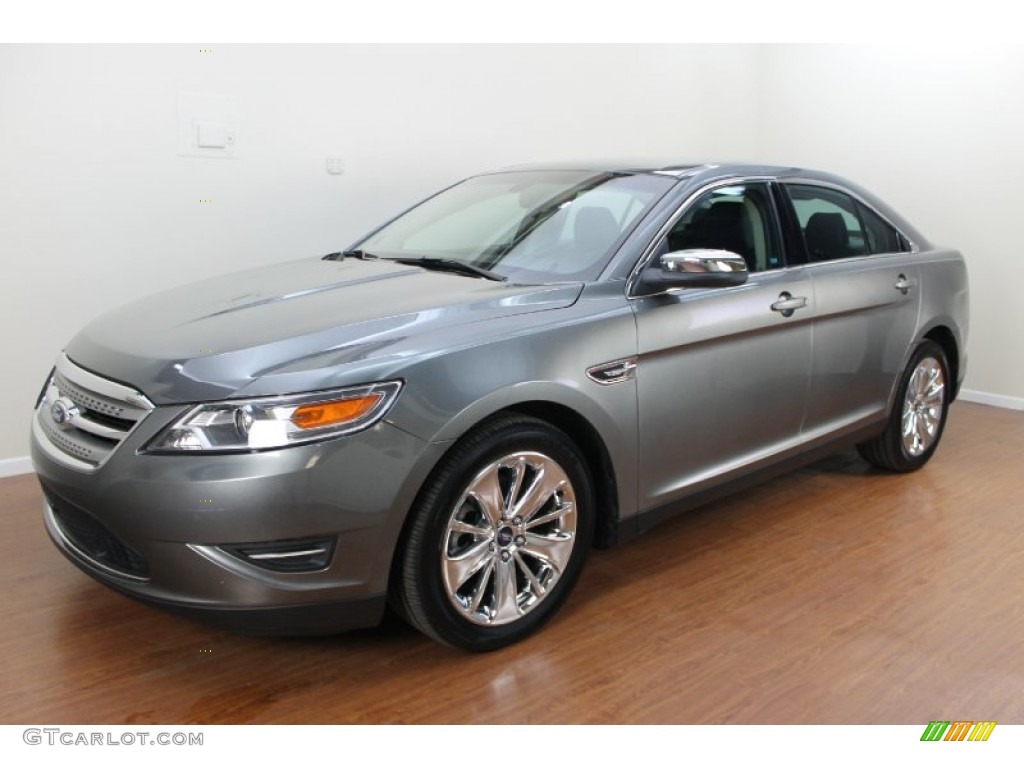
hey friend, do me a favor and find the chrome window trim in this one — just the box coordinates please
[779,177,921,255]
[625,175,777,299]
[798,250,922,269]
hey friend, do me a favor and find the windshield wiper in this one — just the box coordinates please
[323,249,380,261]
[325,251,506,282]
[391,257,506,282]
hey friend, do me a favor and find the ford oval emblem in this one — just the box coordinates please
[50,398,79,428]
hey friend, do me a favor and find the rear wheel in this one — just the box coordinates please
[392,414,593,651]
[857,340,950,472]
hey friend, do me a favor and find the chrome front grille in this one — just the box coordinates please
[52,370,143,422]
[33,354,154,472]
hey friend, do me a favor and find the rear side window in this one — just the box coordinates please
[786,184,909,262]
[856,200,908,254]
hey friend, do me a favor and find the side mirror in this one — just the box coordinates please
[633,249,749,296]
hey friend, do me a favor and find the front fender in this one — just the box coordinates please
[383,291,641,533]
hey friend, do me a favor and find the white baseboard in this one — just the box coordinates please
[0,456,33,478]
[959,389,1024,411]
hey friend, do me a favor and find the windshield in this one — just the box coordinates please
[355,170,676,283]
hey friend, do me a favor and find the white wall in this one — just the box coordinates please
[2,44,1022,466]
[0,43,761,463]
[757,44,1024,406]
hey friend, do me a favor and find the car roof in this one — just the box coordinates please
[489,160,932,250]
[495,159,803,178]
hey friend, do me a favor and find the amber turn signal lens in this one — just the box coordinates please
[290,394,383,430]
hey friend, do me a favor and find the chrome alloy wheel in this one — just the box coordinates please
[441,451,577,626]
[901,356,946,457]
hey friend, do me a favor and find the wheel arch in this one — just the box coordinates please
[400,399,622,555]
[387,406,607,649]
[388,400,625,599]
[422,378,635,538]
[502,400,620,549]
[921,324,961,400]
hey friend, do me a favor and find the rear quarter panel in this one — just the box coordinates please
[914,248,969,396]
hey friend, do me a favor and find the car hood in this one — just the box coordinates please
[65,257,583,404]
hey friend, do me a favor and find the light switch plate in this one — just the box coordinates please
[197,122,229,148]
[326,155,344,175]
[178,92,238,158]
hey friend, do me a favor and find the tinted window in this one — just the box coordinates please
[856,200,908,254]
[787,184,908,262]
[663,183,781,272]
[359,170,675,283]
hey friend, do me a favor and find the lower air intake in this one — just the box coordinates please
[48,496,150,579]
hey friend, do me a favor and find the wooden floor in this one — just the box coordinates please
[1,401,1022,724]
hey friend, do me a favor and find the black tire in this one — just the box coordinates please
[391,413,594,652]
[857,340,951,472]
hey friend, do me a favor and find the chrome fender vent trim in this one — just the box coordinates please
[586,357,637,385]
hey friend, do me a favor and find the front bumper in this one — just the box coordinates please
[32,403,442,635]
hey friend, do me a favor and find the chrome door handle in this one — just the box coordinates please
[771,292,808,317]
[894,274,912,295]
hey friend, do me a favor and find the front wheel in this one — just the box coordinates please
[392,414,594,651]
[857,340,950,472]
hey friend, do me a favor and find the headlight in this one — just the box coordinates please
[144,381,403,453]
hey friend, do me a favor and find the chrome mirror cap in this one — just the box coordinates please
[633,249,749,296]
[660,249,748,275]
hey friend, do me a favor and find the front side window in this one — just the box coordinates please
[358,170,676,283]
[662,183,781,272]
[786,184,909,262]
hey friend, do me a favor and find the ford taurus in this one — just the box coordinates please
[30,161,969,651]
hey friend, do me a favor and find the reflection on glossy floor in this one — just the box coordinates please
[1,402,1022,724]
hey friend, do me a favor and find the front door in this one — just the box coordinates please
[632,182,814,512]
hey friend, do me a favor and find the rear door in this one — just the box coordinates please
[779,183,921,438]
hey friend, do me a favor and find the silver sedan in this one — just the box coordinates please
[31,161,968,650]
